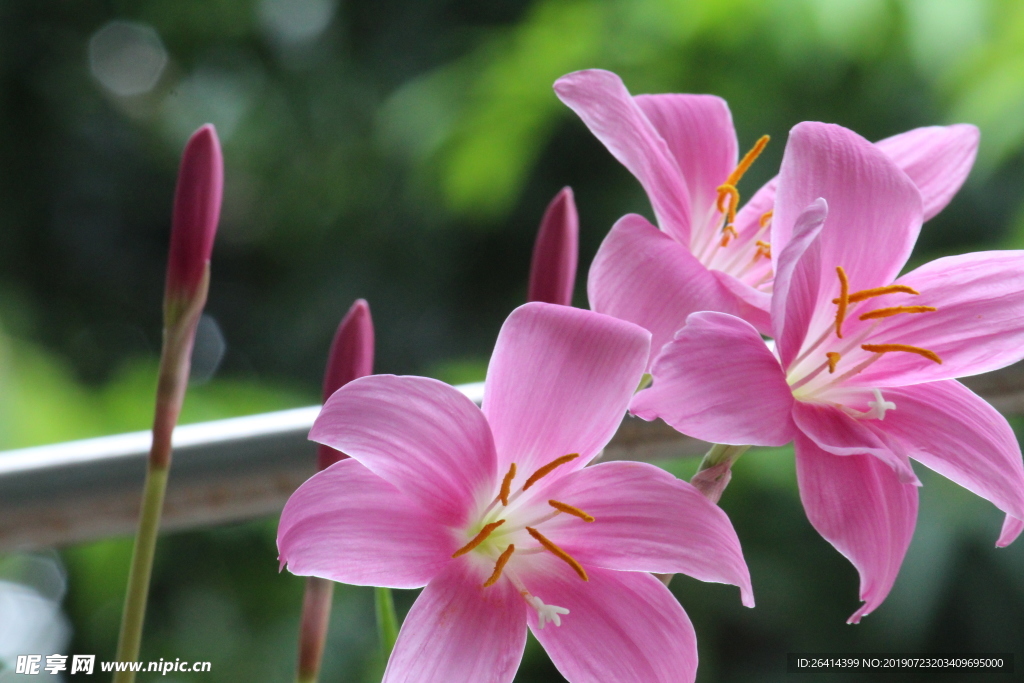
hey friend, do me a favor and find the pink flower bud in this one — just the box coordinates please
[166,124,223,303]
[317,299,375,470]
[528,187,578,306]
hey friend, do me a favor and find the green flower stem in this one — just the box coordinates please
[113,269,208,683]
[296,577,336,683]
[375,587,399,660]
[691,443,751,503]
[112,465,168,682]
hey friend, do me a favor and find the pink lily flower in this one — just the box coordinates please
[528,187,579,306]
[278,302,754,683]
[630,121,1024,623]
[554,69,978,367]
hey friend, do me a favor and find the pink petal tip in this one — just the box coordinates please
[167,124,223,301]
[528,187,579,306]
[317,299,375,470]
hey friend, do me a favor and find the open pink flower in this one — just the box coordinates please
[630,121,1024,623]
[278,302,753,683]
[554,69,978,367]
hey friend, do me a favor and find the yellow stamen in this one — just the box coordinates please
[858,305,937,321]
[826,352,841,374]
[725,135,771,186]
[498,463,517,506]
[714,136,770,246]
[861,344,942,365]
[759,210,773,228]
[482,544,515,588]
[548,500,595,522]
[526,527,588,581]
[755,240,771,260]
[522,454,579,491]
[835,266,849,339]
[452,520,505,558]
[833,285,920,305]
[719,223,738,247]
[716,184,740,242]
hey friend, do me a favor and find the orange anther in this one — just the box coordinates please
[826,352,841,374]
[832,285,920,305]
[861,344,942,365]
[526,527,588,581]
[483,544,515,588]
[759,210,773,228]
[452,520,505,558]
[858,305,937,321]
[755,240,771,260]
[834,266,849,339]
[548,500,595,522]
[523,454,579,491]
[499,463,517,506]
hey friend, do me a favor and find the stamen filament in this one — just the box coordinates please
[826,352,841,374]
[499,463,517,506]
[548,500,595,522]
[858,305,937,321]
[526,527,588,581]
[452,520,505,558]
[835,266,849,339]
[482,544,515,588]
[725,135,770,186]
[523,453,579,491]
[860,344,942,364]
[833,284,919,304]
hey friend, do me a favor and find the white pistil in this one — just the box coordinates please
[867,388,896,419]
[526,595,570,629]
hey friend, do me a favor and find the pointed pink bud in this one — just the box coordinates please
[528,187,578,306]
[166,124,223,303]
[317,299,375,470]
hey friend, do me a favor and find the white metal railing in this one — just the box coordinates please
[3,365,1024,553]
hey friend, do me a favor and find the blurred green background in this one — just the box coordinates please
[2,0,1024,680]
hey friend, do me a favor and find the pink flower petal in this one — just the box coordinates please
[384,558,526,683]
[710,269,772,334]
[483,302,649,477]
[528,187,579,306]
[772,122,922,321]
[631,311,796,446]
[554,70,692,244]
[874,124,979,221]
[634,92,738,239]
[794,432,919,623]
[769,198,828,366]
[546,460,754,606]
[278,459,454,588]
[792,401,919,485]
[998,515,1024,547]
[524,559,698,683]
[310,374,496,527]
[851,250,1024,386]
[877,380,1024,532]
[587,214,737,370]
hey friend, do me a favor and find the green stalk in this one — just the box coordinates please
[296,577,336,683]
[374,587,399,658]
[112,466,168,679]
[690,443,751,503]
[113,271,208,683]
